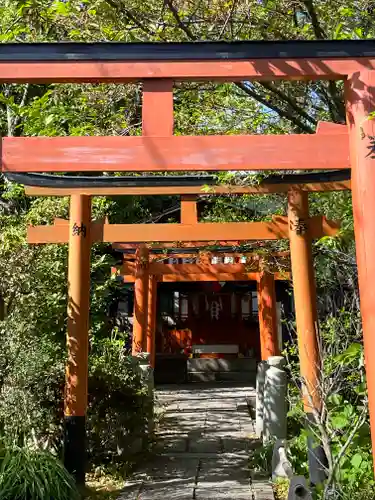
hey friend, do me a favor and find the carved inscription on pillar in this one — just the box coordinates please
[72,223,87,237]
[289,218,308,236]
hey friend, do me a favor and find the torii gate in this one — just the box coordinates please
[113,248,291,363]
[25,179,339,483]
[114,239,327,372]
[1,40,374,484]
[27,209,337,358]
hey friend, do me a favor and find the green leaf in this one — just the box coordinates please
[53,1,70,16]
[45,114,55,125]
[334,343,362,365]
[329,394,343,406]
[331,414,349,429]
[351,453,363,469]
[334,23,343,39]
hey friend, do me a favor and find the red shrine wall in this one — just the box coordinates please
[157,284,261,359]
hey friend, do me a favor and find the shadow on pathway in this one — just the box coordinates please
[118,382,274,500]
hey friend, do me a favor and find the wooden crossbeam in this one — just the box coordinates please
[3,133,349,173]
[122,262,274,275]
[161,271,290,281]
[123,253,239,260]
[24,180,351,197]
[122,251,290,260]
[27,215,340,244]
[0,59,374,83]
[115,241,271,249]
[113,271,290,283]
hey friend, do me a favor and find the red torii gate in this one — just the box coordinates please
[1,40,375,484]
[25,185,340,485]
[26,210,338,360]
[113,249,291,364]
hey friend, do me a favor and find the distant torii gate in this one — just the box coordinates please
[112,248,292,363]
[1,40,374,484]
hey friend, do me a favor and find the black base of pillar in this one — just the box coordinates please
[64,415,86,486]
[306,413,328,487]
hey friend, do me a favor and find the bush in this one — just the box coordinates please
[0,318,65,451]
[0,442,79,500]
[0,322,152,471]
[0,222,152,477]
[87,337,152,468]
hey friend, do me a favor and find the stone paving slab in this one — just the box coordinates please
[194,487,252,499]
[251,479,275,500]
[164,417,207,427]
[118,382,273,500]
[157,430,190,439]
[205,420,241,432]
[203,430,242,439]
[205,414,239,425]
[160,451,248,460]
[163,423,206,435]
[221,436,251,453]
[155,436,188,453]
[198,456,250,485]
[117,482,142,500]
[133,457,198,481]
[138,481,195,500]
[189,437,222,454]
[165,411,207,419]
[205,409,240,418]
[238,412,252,421]
[240,427,257,437]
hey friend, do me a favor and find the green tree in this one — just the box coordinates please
[0,1,372,496]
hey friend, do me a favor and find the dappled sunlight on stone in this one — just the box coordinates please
[118,382,274,499]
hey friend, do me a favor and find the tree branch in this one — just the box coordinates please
[219,0,238,38]
[324,407,368,497]
[260,81,317,126]
[327,81,346,122]
[104,0,156,36]
[302,1,345,122]
[162,0,318,132]
[302,0,326,39]
[12,84,30,134]
[235,82,315,133]
[164,0,197,40]
[0,198,13,212]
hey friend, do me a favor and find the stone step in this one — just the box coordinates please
[188,372,217,383]
[188,371,256,383]
[216,372,256,382]
[187,358,256,373]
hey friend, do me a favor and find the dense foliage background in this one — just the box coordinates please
[0,1,374,498]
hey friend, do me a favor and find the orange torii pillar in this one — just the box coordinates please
[288,189,326,485]
[346,71,375,473]
[132,246,149,354]
[141,79,173,364]
[147,276,158,368]
[257,271,280,360]
[64,194,91,485]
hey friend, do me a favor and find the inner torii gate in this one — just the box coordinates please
[1,40,375,484]
[113,248,290,364]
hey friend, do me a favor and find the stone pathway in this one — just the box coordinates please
[119,383,274,500]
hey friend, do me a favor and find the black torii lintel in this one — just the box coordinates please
[0,39,374,62]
